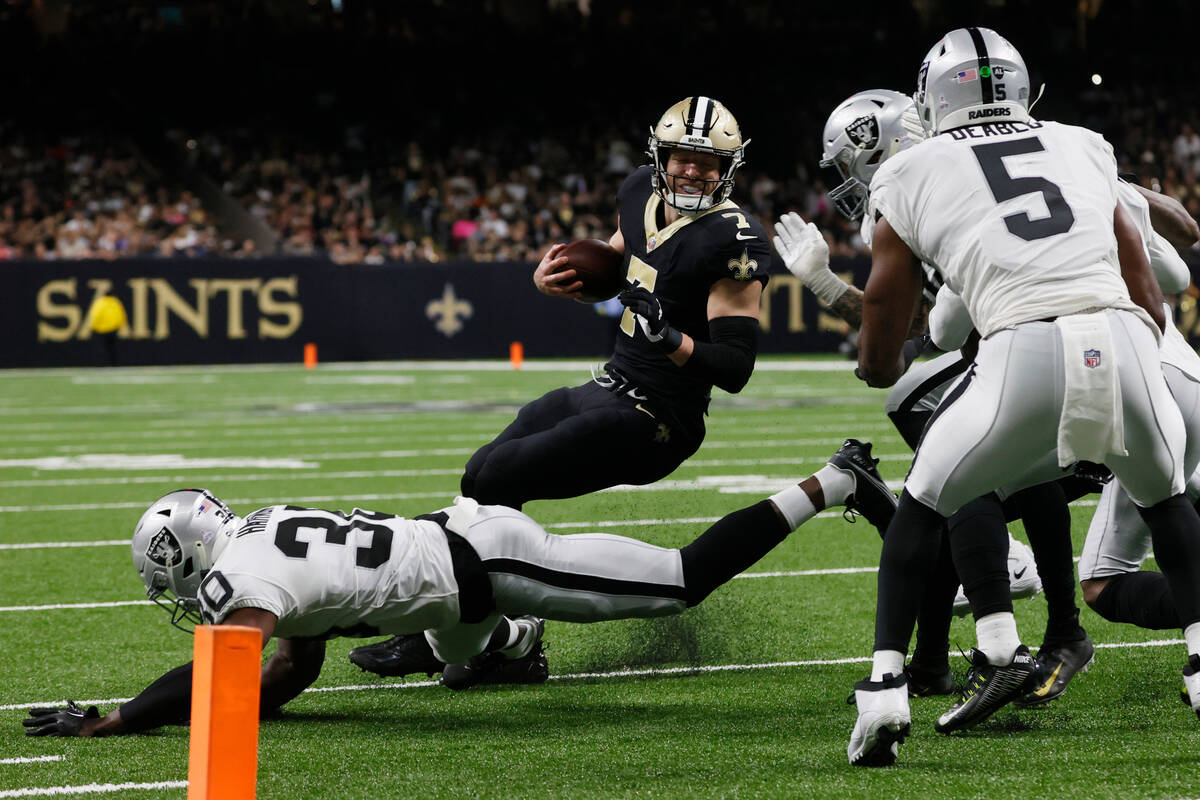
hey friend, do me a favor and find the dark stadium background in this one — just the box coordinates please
[2,0,1198,364]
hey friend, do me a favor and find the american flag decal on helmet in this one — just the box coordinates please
[1084,349,1101,369]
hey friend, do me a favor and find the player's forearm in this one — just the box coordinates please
[260,646,323,712]
[1137,184,1200,248]
[110,662,195,735]
[677,316,759,393]
[829,286,864,330]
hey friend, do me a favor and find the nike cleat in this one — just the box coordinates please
[953,534,1042,617]
[934,645,1038,733]
[828,439,899,534]
[1182,654,1200,720]
[848,672,911,767]
[1014,633,1094,708]
[349,633,445,677]
[441,616,549,690]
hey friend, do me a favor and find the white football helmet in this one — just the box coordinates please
[648,96,747,215]
[915,27,1031,135]
[131,488,241,629]
[820,89,925,219]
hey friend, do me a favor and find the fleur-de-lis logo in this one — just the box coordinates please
[727,249,758,281]
[426,284,474,337]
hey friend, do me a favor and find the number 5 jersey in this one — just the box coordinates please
[867,120,1151,339]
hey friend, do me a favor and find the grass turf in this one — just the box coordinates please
[1,357,1198,798]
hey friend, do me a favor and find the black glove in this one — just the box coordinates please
[618,287,683,352]
[23,701,100,737]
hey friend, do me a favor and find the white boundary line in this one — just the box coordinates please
[0,639,1183,713]
[0,757,63,765]
[0,781,186,798]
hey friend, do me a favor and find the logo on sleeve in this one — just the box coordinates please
[727,250,758,281]
[844,115,880,149]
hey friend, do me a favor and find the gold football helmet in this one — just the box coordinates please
[648,96,747,214]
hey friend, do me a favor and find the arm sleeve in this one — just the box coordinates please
[116,662,194,733]
[928,284,975,351]
[681,315,759,393]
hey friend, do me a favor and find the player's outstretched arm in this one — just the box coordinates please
[857,216,922,387]
[260,637,327,713]
[1135,184,1200,249]
[1115,204,1166,332]
[772,212,861,325]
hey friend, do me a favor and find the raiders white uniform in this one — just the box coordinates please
[869,119,1186,515]
[198,498,687,662]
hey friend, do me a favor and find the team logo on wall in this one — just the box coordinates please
[845,115,879,149]
[1083,349,1101,369]
[147,528,183,566]
[426,283,474,338]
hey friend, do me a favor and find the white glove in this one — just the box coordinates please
[900,104,928,143]
[772,212,849,305]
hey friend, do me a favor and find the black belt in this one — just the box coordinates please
[414,511,496,624]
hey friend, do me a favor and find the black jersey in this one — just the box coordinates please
[608,166,771,413]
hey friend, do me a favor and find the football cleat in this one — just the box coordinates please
[1181,654,1200,719]
[952,534,1042,617]
[935,645,1038,733]
[905,662,957,697]
[348,633,445,678]
[441,616,549,691]
[1014,633,1094,708]
[848,672,911,767]
[828,439,898,534]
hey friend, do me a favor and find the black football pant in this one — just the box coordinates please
[461,381,703,510]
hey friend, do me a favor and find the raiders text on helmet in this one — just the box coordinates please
[820,89,925,219]
[131,488,242,630]
[915,27,1031,135]
[648,96,747,215]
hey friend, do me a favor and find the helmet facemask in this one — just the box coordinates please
[647,96,747,216]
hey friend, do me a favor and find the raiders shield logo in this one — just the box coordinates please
[147,528,183,567]
[845,115,880,149]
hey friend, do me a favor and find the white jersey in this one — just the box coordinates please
[197,504,461,639]
[869,120,1144,337]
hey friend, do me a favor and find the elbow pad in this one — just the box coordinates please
[682,316,759,393]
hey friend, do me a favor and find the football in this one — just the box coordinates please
[558,239,626,302]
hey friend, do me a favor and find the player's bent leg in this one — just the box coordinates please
[349,632,446,677]
[436,615,549,690]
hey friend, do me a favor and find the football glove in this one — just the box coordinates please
[618,287,683,353]
[772,213,849,305]
[23,701,100,737]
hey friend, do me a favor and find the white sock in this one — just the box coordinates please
[767,484,819,530]
[1184,621,1200,658]
[815,464,856,508]
[499,618,535,659]
[975,612,1021,665]
[871,649,905,682]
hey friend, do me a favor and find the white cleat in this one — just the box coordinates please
[1182,654,1200,720]
[953,534,1042,617]
[848,672,911,767]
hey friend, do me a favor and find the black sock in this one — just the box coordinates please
[485,617,516,651]
[911,527,956,672]
[680,500,791,607]
[947,493,1011,619]
[1005,482,1083,640]
[1090,571,1181,629]
[874,490,946,653]
[1137,494,1200,628]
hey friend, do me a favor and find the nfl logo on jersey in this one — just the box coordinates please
[1083,349,1101,369]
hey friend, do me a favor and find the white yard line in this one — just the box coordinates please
[0,757,63,765]
[0,638,1183,713]
[0,781,187,798]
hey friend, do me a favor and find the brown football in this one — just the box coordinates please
[558,239,626,302]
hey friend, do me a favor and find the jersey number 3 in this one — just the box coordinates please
[972,137,1076,241]
[274,513,394,569]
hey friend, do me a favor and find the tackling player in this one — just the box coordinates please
[24,455,892,736]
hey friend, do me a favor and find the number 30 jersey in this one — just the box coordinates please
[868,120,1145,338]
[197,504,461,639]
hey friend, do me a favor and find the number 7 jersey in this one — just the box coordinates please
[196,505,461,639]
[868,120,1144,338]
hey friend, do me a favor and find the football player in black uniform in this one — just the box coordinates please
[351,97,897,681]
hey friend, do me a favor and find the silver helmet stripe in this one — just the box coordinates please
[966,27,994,105]
[687,96,713,137]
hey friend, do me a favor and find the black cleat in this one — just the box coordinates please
[441,616,549,690]
[828,439,898,533]
[1014,633,1094,708]
[905,663,957,697]
[935,645,1037,733]
[348,633,445,678]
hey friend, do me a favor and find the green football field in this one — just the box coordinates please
[1,357,1198,799]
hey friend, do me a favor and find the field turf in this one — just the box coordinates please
[1,357,1198,799]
